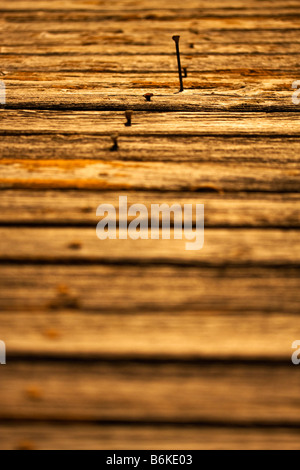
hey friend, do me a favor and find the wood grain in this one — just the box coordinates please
[0,158,299,191]
[1,310,298,360]
[1,424,300,450]
[1,0,300,450]
[0,265,299,313]
[2,111,300,135]
[2,135,300,165]
[0,191,299,227]
[0,362,299,424]
[1,1,299,10]
[0,227,299,266]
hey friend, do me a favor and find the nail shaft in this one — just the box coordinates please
[172,35,184,93]
[125,110,133,127]
[110,134,119,152]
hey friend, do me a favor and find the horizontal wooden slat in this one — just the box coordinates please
[2,6,300,19]
[2,111,300,135]
[0,265,299,313]
[1,1,299,11]
[0,191,299,227]
[0,158,299,191]
[1,52,300,73]
[0,362,299,424]
[2,30,300,49]
[1,424,300,450]
[3,42,300,55]
[0,228,299,266]
[2,73,296,111]
[1,310,298,360]
[1,135,300,165]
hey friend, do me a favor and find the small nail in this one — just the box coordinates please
[125,110,133,127]
[110,133,119,152]
[172,35,184,93]
[189,43,195,49]
[144,93,154,102]
[182,67,188,78]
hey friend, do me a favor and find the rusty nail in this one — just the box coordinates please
[110,133,119,152]
[125,110,133,127]
[144,93,154,102]
[172,35,184,93]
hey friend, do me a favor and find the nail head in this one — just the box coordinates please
[144,93,154,102]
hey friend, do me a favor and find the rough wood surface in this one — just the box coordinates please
[0,0,300,450]
[2,111,300,135]
[0,265,299,313]
[0,362,299,425]
[0,191,299,227]
[0,227,299,266]
[1,311,298,360]
[1,78,298,111]
[1,424,300,450]
[1,159,299,191]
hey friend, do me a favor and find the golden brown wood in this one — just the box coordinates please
[0,227,299,265]
[0,265,299,313]
[0,191,299,227]
[1,362,300,424]
[0,0,300,450]
[1,310,298,360]
[0,424,300,451]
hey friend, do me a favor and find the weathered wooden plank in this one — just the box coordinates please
[1,310,298,360]
[1,424,300,450]
[0,158,299,191]
[0,228,299,266]
[3,41,300,55]
[1,15,300,31]
[3,90,294,112]
[2,135,300,165]
[0,191,298,227]
[2,112,300,135]
[1,53,300,73]
[2,30,300,49]
[0,362,299,424]
[1,1,299,11]
[2,6,300,19]
[0,265,299,313]
[2,73,296,111]
[2,72,297,93]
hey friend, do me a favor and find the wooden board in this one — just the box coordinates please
[0,265,299,313]
[1,424,300,450]
[0,227,299,266]
[0,362,300,424]
[1,310,299,360]
[0,191,299,227]
[0,0,300,450]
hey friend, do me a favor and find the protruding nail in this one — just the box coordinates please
[182,67,188,78]
[110,133,119,152]
[189,43,195,49]
[172,35,184,93]
[125,110,133,127]
[144,93,154,102]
